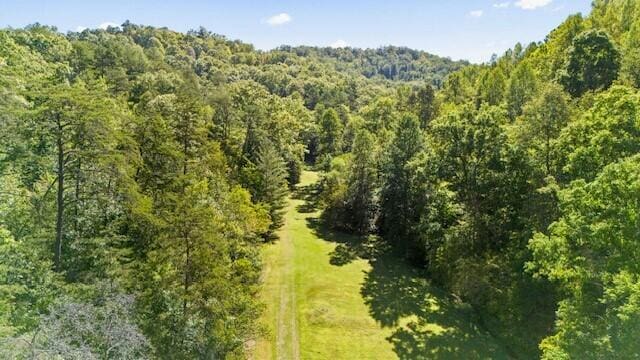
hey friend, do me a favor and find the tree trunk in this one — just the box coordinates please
[183,237,190,317]
[54,118,64,271]
[183,135,188,175]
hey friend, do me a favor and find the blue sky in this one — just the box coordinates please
[0,0,592,63]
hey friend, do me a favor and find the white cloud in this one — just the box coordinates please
[98,22,119,30]
[330,39,349,48]
[75,26,87,32]
[493,2,510,8]
[265,13,292,26]
[469,10,484,18]
[514,0,553,10]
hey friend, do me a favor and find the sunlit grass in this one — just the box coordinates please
[254,170,509,359]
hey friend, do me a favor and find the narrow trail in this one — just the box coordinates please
[275,197,300,360]
[254,170,509,360]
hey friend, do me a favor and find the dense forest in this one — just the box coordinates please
[1,0,639,358]
[275,45,469,85]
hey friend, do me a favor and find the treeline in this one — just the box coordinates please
[318,0,640,357]
[0,21,459,358]
[277,45,469,85]
[1,0,639,358]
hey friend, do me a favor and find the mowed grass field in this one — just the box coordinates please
[252,170,510,360]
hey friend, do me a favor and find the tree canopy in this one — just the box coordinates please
[1,0,640,358]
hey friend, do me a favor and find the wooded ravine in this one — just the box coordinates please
[1,0,640,358]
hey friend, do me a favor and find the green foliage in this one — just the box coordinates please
[310,2,640,357]
[620,18,640,87]
[557,85,640,181]
[139,179,266,358]
[406,84,438,128]
[529,14,585,80]
[2,2,640,357]
[515,83,571,179]
[528,155,640,358]
[1,22,314,358]
[0,228,61,336]
[476,67,506,107]
[559,30,621,96]
[318,108,343,157]
[590,0,640,40]
[10,79,138,281]
[322,129,379,234]
[506,61,539,119]
[360,96,399,135]
[344,129,378,234]
[441,67,477,105]
[379,114,423,255]
[318,155,350,226]
[277,45,468,84]
[254,145,289,233]
[428,104,528,262]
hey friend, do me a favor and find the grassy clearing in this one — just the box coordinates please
[253,170,510,359]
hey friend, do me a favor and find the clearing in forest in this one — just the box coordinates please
[253,170,509,360]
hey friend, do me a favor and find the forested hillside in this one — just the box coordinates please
[276,45,469,86]
[0,19,457,359]
[1,0,639,358]
[318,0,640,357]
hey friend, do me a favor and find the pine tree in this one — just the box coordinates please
[345,129,378,234]
[27,80,133,276]
[255,144,289,233]
[379,114,423,253]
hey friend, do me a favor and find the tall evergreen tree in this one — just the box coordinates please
[379,114,423,254]
[345,129,378,234]
[254,144,289,233]
[27,81,134,277]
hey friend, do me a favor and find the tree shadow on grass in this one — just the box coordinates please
[306,217,387,266]
[307,215,509,358]
[262,232,280,243]
[361,254,511,360]
[298,180,510,358]
[292,181,321,213]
